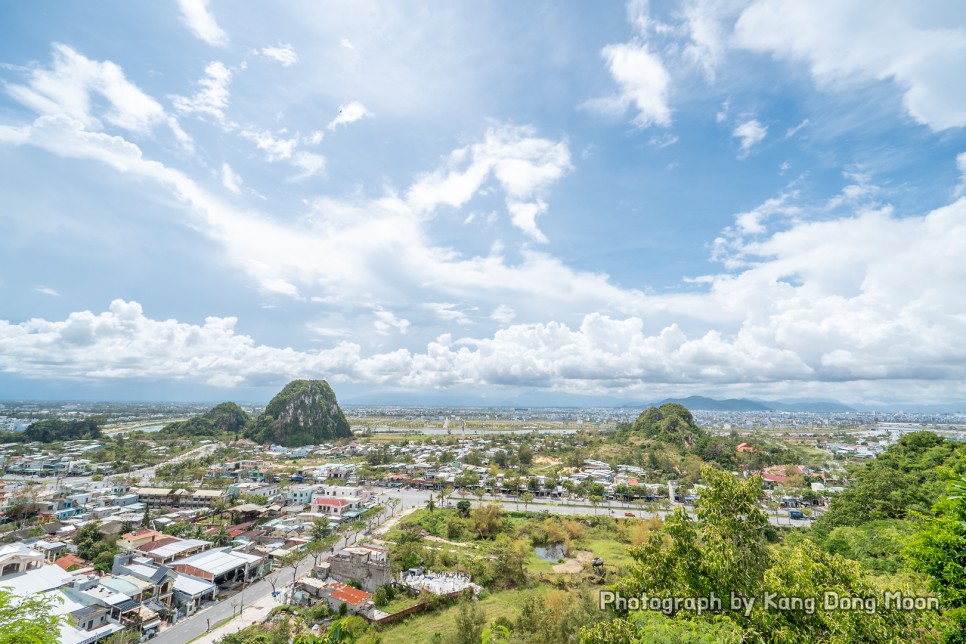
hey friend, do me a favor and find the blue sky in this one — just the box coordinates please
[2,0,966,406]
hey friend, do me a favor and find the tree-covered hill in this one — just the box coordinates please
[163,401,250,440]
[245,379,351,447]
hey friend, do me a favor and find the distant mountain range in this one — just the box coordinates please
[341,390,966,414]
[652,396,858,413]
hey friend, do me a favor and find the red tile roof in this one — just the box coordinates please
[54,553,87,570]
[313,498,349,507]
[328,582,371,606]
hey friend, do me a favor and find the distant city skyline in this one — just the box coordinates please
[2,1,966,406]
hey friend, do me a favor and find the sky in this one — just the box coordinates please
[2,0,966,407]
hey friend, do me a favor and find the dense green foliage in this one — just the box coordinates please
[0,587,64,643]
[906,475,966,641]
[163,402,250,439]
[807,431,966,577]
[0,417,105,443]
[815,432,964,536]
[73,519,119,573]
[630,403,706,447]
[599,465,935,643]
[246,379,351,446]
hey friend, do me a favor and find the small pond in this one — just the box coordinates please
[534,543,568,561]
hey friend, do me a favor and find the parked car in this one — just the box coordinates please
[624,512,635,517]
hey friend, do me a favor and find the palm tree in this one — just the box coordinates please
[213,524,231,547]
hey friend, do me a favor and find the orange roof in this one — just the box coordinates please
[55,553,87,570]
[328,582,371,606]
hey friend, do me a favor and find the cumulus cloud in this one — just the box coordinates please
[175,0,229,47]
[0,111,628,323]
[732,119,767,156]
[587,41,672,128]
[326,101,371,130]
[171,61,232,123]
[734,0,966,130]
[260,44,299,67]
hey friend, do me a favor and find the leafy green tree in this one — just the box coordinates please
[311,517,331,543]
[907,474,966,640]
[0,586,64,643]
[520,492,534,512]
[631,404,706,448]
[609,465,934,642]
[815,431,961,537]
[450,598,486,644]
[213,524,232,547]
[456,500,471,517]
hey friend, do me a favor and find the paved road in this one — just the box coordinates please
[372,487,814,527]
[1,442,219,488]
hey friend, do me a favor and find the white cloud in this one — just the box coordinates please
[406,124,571,240]
[240,128,297,161]
[680,0,748,78]
[220,162,242,193]
[326,101,371,130]
[0,299,360,387]
[305,130,324,145]
[260,44,299,67]
[8,44,170,136]
[732,119,767,156]
[956,152,966,197]
[424,303,471,326]
[290,151,326,180]
[4,101,966,400]
[588,41,672,128]
[784,118,810,139]
[339,38,355,50]
[35,286,60,297]
[0,113,620,324]
[490,305,516,324]
[171,61,232,123]
[373,309,410,335]
[175,0,229,47]
[734,0,966,131]
[506,201,549,244]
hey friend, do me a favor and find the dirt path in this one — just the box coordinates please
[552,549,593,574]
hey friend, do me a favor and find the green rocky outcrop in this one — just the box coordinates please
[247,379,351,446]
[164,401,250,439]
[632,402,705,447]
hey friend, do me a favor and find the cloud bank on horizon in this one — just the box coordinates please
[1,0,965,405]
